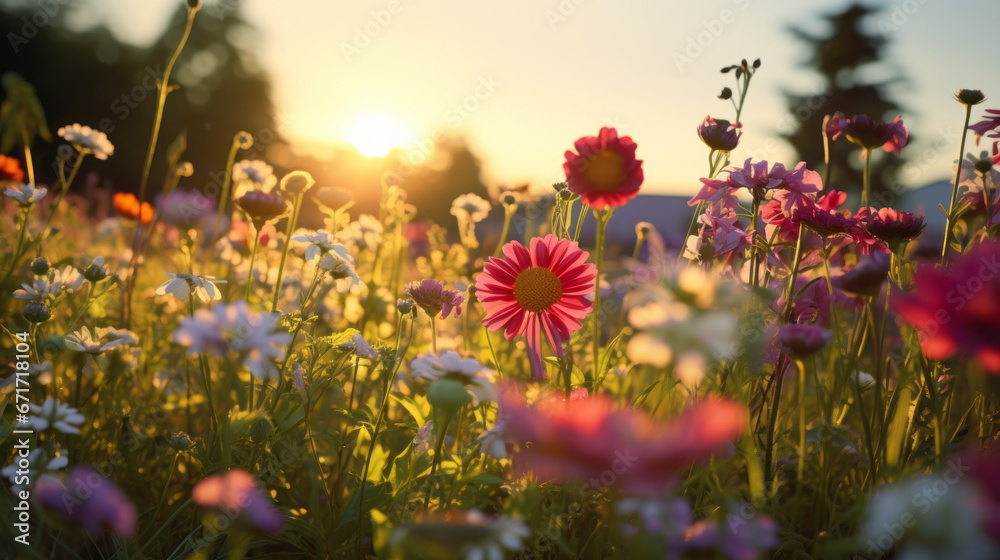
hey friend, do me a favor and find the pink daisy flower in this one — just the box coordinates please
[826,113,908,155]
[563,127,644,210]
[192,469,283,535]
[475,234,596,379]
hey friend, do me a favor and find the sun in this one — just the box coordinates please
[345,113,411,157]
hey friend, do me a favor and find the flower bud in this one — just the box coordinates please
[280,170,315,196]
[501,192,517,207]
[426,378,472,413]
[397,298,416,317]
[168,432,194,451]
[718,87,732,100]
[30,257,49,276]
[83,257,108,283]
[23,301,51,323]
[955,89,986,106]
[56,144,74,161]
[551,181,567,192]
[235,131,254,150]
[558,189,575,202]
[187,0,202,12]
[975,158,995,175]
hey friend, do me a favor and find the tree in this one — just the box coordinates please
[783,3,908,204]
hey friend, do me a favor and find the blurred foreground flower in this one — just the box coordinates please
[892,240,1000,372]
[0,153,24,182]
[34,466,137,537]
[501,392,747,494]
[192,469,283,535]
[563,126,644,210]
[3,447,67,494]
[173,300,291,379]
[476,234,596,378]
[390,509,529,560]
[65,326,138,354]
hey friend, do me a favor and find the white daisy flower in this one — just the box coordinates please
[2,447,68,494]
[13,277,52,300]
[49,266,84,295]
[451,193,492,223]
[318,250,364,294]
[57,123,114,159]
[64,326,131,354]
[27,398,85,434]
[155,272,226,303]
[410,351,498,405]
[4,182,47,206]
[475,418,508,459]
[292,229,352,263]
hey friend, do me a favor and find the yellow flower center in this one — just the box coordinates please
[514,267,563,312]
[584,150,624,191]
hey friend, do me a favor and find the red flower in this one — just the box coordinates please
[501,390,748,494]
[0,154,24,182]
[827,113,908,155]
[563,127,643,210]
[696,116,741,152]
[892,240,1000,373]
[475,234,596,378]
[113,192,154,224]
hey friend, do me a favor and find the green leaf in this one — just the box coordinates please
[391,392,428,427]
[631,381,660,410]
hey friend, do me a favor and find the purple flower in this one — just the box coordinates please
[156,189,216,228]
[193,469,283,535]
[831,252,891,297]
[697,116,742,152]
[34,466,137,537]
[779,323,832,356]
[404,279,465,319]
[827,112,909,155]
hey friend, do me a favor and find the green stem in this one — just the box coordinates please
[861,147,873,208]
[270,193,303,311]
[493,205,515,258]
[215,136,243,227]
[244,227,263,302]
[573,204,590,243]
[422,409,455,511]
[943,103,973,261]
[591,210,610,389]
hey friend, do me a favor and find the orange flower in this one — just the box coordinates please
[113,193,154,224]
[0,155,25,182]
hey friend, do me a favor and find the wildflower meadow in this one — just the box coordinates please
[3,2,1000,560]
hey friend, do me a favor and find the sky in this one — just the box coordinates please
[79,0,1000,195]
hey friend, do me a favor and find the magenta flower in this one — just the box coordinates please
[404,279,465,319]
[778,276,831,325]
[501,390,748,494]
[827,113,909,155]
[970,109,1000,147]
[892,240,1000,373]
[779,323,832,356]
[563,127,644,210]
[857,206,926,248]
[696,116,742,152]
[33,466,137,538]
[831,252,891,297]
[192,469,283,534]
[476,235,596,378]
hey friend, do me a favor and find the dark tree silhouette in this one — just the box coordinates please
[783,3,908,204]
